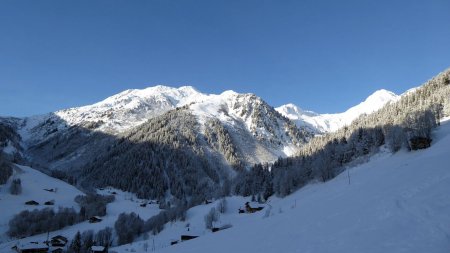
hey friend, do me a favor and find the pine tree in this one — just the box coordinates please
[69,231,82,253]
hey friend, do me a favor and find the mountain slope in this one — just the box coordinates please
[0,166,161,250]
[147,117,450,253]
[79,97,311,200]
[18,87,312,174]
[0,164,84,243]
[277,89,400,133]
[18,86,207,147]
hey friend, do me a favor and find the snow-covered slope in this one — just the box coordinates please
[3,118,449,253]
[0,173,161,250]
[277,89,400,133]
[0,164,84,243]
[124,117,450,253]
[189,90,309,162]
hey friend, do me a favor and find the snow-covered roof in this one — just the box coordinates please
[19,242,48,250]
[91,245,105,251]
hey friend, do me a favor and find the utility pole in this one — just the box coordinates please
[347,169,351,185]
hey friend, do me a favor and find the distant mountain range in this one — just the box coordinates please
[2,85,400,169]
[0,84,404,201]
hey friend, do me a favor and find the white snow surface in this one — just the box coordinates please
[277,89,400,133]
[111,117,450,253]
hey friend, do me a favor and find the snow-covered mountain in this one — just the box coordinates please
[277,89,400,133]
[15,86,311,172]
[19,86,208,146]
[55,85,208,133]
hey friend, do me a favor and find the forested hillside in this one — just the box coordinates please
[234,68,450,198]
[80,107,228,202]
[0,120,23,184]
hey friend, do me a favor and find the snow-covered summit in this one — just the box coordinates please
[276,104,318,118]
[277,89,400,133]
[19,85,210,144]
[95,85,205,108]
[55,85,209,132]
[344,89,399,119]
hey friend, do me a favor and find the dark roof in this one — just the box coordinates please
[51,235,68,241]
[25,200,39,205]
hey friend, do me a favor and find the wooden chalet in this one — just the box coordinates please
[89,216,102,223]
[25,200,39,206]
[245,202,264,213]
[90,245,107,253]
[180,235,198,241]
[44,200,55,206]
[50,235,68,247]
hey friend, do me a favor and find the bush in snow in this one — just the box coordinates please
[8,207,78,238]
[115,212,144,245]
[217,198,227,213]
[80,230,94,253]
[9,178,22,195]
[95,227,113,248]
[0,154,13,184]
[75,193,115,220]
[204,207,219,230]
[144,199,190,235]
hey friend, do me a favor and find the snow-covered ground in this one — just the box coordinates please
[0,174,161,252]
[2,117,449,253]
[0,165,83,243]
[111,117,450,253]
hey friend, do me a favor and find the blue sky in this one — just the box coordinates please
[1,0,450,117]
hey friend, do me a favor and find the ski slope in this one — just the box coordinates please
[144,118,450,253]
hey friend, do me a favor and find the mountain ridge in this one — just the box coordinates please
[1,85,403,171]
[276,89,400,133]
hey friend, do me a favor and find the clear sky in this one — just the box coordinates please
[1,0,450,117]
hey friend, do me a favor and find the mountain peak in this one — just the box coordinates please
[276,89,399,133]
[276,104,318,119]
[220,90,239,97]
[347,89,398,116]
[364,89,398,104]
